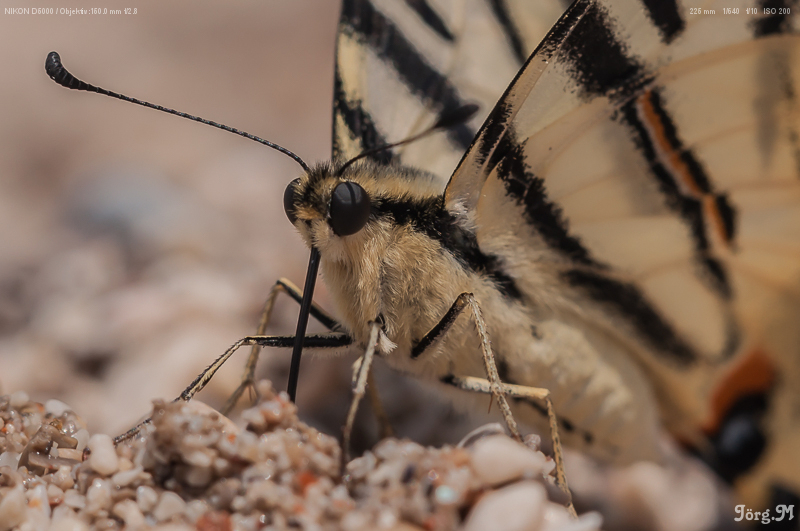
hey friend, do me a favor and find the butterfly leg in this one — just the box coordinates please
[441,375,575,517]
[113,332,352,445]
[412,293,521,439]
[222,278,342,414]
[414,292,574,516]
[342,320,382,466]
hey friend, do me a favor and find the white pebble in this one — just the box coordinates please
[47,484,65,506]
[44,399,72,417]
[183,465,213,488]
[27,483,51,519]
[87,434,119,476]
[113,499,146,528]
[9,391,29,408]
[469,435,547,486]
[184,500,209,523]
[0,486,27,531]
[136,485,158,513]
[112,466,143,487]
[47,514,89,531]
[0,451,20,469]
[463,481,547,531]
[73,430,90,452]
[52,466,75,491]
[63,490,86,510]
[457,423,506,448]
[183,449,212,468]
[85,478,113,513]
[152,491,186,522]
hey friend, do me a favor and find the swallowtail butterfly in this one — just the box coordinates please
[329,0,800,511]
[45,0,800,515]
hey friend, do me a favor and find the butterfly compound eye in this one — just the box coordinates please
[329,181,371,236]
[284,178,301,225]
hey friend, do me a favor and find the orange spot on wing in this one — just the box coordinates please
[701,348,776,434]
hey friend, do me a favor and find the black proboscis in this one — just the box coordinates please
[287,247,322,402]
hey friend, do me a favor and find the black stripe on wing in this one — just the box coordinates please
[641,0,685,43]
[488,0,529,64]
[404,0,454,41]
[492,134,701,366]
[332,72,395,164]
[339,0,475,151]
[751,0,800,178]
[497,136,599,268]
[753,0,798,36]
[559,1,648,98]
[563,270,698,365]
[621,88,736,299]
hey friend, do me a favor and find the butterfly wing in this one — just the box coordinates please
[332,0,567,181]
[445,0,800,505]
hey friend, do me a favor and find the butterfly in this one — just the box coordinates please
[325,0,800,512]
[45,0,800,515]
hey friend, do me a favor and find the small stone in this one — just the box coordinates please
[434,485,459,505]
[53,466,75,491]
[112,466,143,487]
[45,399,72,417]
[0,486,26,531]
[0,451,20,469]
[137,485,159,513]
[46,514,89,531]
[183,465,213,488]
[85,478,113,513]
[195,510,232,531]
[73,430,90,452]
[87,434,119,476]
[185,500,210,524]
[63,490,86,510]
[9,391,29,409]
[118,457,134,471]
[469,435,547,486]
[153,491,187,522]
[27,483,51,518]
[56,448,82,461]
[463,481,547,531]
[47,484,65,506]
[457,423,506,448]
[113,499,146,528]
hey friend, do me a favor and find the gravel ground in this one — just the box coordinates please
[0,381,604,531]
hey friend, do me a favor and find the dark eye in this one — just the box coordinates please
[283,178,301,224]
[329,181,371,236]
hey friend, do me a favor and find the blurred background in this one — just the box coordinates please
[1,0,342,431]
[0,2,737,529]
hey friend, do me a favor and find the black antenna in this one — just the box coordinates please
[45,51,310,172]
[336,103,479,176]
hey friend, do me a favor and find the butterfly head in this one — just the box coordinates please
[283,159,442,262]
